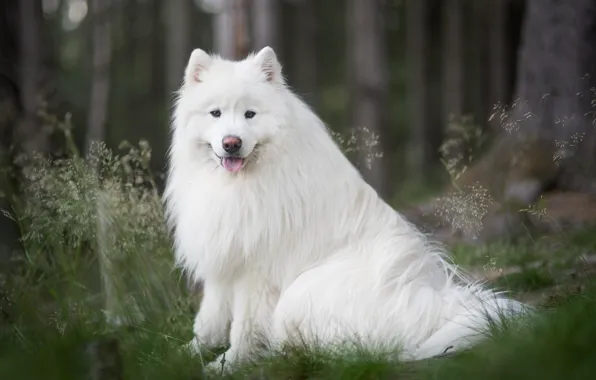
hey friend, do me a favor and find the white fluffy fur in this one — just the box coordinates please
[164,47,528,371]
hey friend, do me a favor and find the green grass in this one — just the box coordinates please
[2,281,596,380]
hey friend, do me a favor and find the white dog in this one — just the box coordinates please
[164,46,527,371]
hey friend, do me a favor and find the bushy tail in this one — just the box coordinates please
[410,291,530,360]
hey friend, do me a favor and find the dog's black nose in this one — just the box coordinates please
[222,135,242,154]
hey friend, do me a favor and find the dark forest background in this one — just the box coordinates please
[2,2,596,379]
[2,0,596,259]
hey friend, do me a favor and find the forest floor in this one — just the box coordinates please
[1,224,595,380]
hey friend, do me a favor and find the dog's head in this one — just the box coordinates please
[172,47,290,174]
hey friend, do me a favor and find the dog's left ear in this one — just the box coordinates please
[253,46,283,84]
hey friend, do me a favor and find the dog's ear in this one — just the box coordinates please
[184,48,212,84]
[253,46,283,84]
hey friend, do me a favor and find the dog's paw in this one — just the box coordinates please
[204,351,237,376]
[193,316,229,348]
[204,358,226,376]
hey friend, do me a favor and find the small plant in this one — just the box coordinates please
[3,111,190,331]
[438,115,488,185]
[330,126,384,170]
[433,183,494,239]
[488,97,539,134]
[434,116,493,238]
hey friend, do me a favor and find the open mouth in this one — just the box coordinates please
[220,156,245,172]
[211,143,259,173]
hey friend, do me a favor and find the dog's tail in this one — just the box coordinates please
[410,290,530,360]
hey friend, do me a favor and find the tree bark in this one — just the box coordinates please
[165,0,191,97]
[214,0,249,60]
[442,0,464,121]
[15,0,47,156]
[407,0,441,184]
[0,0,22,274]
[251,0,280,53]
[85,0,112,155]
[463,0,489,125]
[86,0,120,324]
[508,0,596,194]
[487,0,510,120]
[288,0,318,108]
[346,0,390,197]
[150,0,165,98]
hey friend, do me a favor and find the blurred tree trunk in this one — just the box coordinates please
[462,1,489,126]
[407,0,441,184]
[165,0,191,97]
[442,0,464,121]
[0,0,20,152]
[214,0,249,59]
[0,0,22,273]
[487,0,510,126]
[251,0,280,52]
[150,0,166,181]
[150,0,165,98]
[87,0,119,324]
[1,0,54,272]
[85,0,112,155]
[15,0,47,156]
[346,0,390,197]
[288,0,318,107]
[214,0,235,59]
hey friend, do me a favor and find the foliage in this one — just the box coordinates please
[2,112,191,333]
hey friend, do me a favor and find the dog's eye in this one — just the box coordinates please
[244,111,256,119]
[210,109,221,118]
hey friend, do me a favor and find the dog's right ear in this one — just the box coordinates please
[184,49,212,84]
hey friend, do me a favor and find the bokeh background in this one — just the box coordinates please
[3,0,596,244]
[1,1,596,378]
[2,0,524,193]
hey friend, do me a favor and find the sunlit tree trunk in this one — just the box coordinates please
[213,0,249,60]
[87,0,120,325]
[251,0,280,52]
[86,0,112,155]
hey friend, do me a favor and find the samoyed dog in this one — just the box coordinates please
[165,47,527,371]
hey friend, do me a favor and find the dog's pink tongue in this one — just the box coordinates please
[222,157,244,172]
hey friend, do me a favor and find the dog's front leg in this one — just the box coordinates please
[188,279,232,354]
[207,276,279,373]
